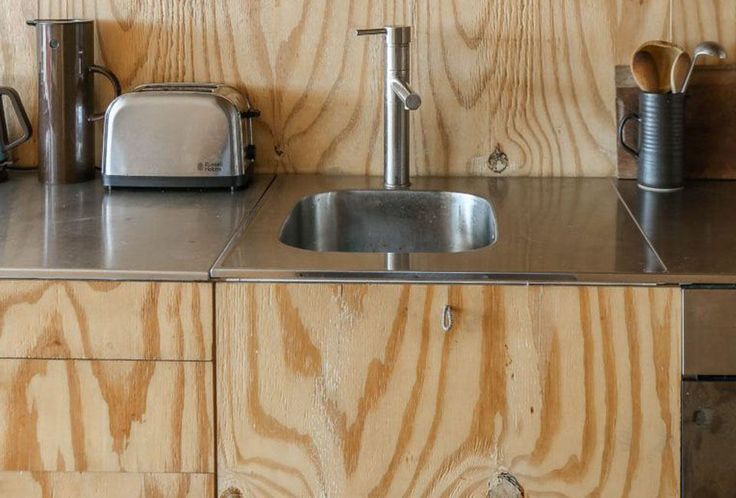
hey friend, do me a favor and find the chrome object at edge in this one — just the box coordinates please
[0,87,32,181]
[28,19,121,184]
[357,26,421,189]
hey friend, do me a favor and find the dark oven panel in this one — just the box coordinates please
[682,381,736,498]
[683,288,736,498]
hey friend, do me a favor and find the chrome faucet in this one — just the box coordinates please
[357,26,421,189]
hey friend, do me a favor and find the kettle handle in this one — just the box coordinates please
[88,65,122,123]
[0,87,32,152]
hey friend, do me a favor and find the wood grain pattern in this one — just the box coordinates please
[614,0,674,64]
[0,359,214,473]
[0,471,214,498]
[216,283,680,497]
[35,0,618,177]
[0,281,213,361]
[672,0,736,60]
[0,1,719,177]
[2,2,731,176]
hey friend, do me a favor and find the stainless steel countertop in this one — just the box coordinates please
[0,171,274,281]
[213,175,667,283]
[617,179,736,284]
[3,171,734,285]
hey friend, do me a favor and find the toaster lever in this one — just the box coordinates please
[246,144,256,162]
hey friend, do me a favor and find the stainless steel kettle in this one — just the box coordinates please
[0,87,32,182]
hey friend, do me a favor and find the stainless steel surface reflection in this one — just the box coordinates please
[214,175,664,281]
[617,179,736,280]
[0,171,273,280]
[279,190,496,253]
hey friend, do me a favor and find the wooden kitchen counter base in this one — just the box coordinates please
[0,279,681,497]
[217,283,680,497]
[0,280,217,497]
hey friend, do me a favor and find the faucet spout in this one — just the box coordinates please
[391,79,422,111]
[357,26,420,190]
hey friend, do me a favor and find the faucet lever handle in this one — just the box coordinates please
[391,80,422,110]
[356,28,387,37]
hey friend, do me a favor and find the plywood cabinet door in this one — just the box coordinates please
[216,284,680,497]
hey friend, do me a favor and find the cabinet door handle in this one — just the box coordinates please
[441,305,453,332]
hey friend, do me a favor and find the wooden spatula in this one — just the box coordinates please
[671,51,692,93]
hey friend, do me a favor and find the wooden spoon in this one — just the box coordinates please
[632,40,686,93]
[670,51,691,93]
[631,50,661,92]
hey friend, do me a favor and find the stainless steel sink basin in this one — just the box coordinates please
[279,190,496,253]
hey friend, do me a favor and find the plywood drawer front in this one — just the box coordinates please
[0,471,214,498]
[0,281,212,360]
[0,360,214,473]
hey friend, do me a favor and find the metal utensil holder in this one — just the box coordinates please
[619,92,686,192]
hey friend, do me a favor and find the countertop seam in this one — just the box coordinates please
[208,174,278,278]
[611,178,669,273]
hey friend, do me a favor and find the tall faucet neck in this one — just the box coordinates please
[384,28,411,75]
[357,26,420,190]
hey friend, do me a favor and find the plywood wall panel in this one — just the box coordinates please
[614,0,674,64]
[421,0,618,176]
[2,1,731,176]
[672,0,736,59]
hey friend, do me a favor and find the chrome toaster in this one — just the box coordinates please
[101,83,259,189]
